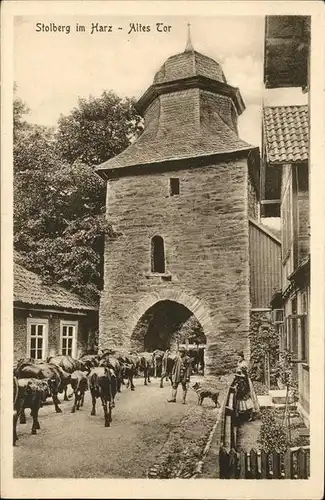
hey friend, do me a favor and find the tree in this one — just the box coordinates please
[56,90,143,166]
[13,83,30,139]
[13,88,140,301]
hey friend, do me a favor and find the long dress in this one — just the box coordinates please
[234,360,260,418]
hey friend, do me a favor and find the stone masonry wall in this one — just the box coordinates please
[100,157,251,376]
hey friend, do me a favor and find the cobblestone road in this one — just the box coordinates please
[14,377,200,478]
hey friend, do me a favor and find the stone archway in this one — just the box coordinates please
[130,299,207,352]
[126,290,214,352]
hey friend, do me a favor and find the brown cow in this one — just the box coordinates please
[99,355,122,393]
[47,355,87,400]
[13,377,50,445]
[14,359,70,413]
[70,370,88,413]
[138,352,153,385]
[88,367,117,427]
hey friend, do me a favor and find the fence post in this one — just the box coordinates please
[250,449,258,478]
[260,449,268,478]
[292,450,298,479]
[219,446,229,479]
[267,452,274,479]
[246,451,252,479]
[284,449,291,478]
[297,448,306,479]
[273,451,280,478]
[239,451,246,479]
[257,450,262,478]
[229,449,237,478]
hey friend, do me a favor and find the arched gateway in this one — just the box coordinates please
[96,32,259,376]
[129,292,209,352]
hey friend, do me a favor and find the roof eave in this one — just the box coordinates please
[95,146,257,179]
[135,75,245,117]
[14,300,98,313]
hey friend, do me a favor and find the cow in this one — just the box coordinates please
[138,352,153,385]
[78,354,100,371]
[13,377,50,445]
[88,367,117,427]
[186,347,205,375]
[160,351,178,388]
[105,350,139,391]
[47,355,87,400]
[152,349,165,377]
[14,359,70,413]
[99,355,123,393]
[70,370,88,413]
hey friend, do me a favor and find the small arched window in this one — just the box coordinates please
[151,235,165,273]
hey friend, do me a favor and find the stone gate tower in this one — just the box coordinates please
[96,33,260,375]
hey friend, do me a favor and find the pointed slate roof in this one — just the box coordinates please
[263,105,309,164]
[96,32,255,176]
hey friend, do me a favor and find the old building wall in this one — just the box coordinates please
[100,157,251,375]
[248,173,259,220]
[13,308,93,360]
[249,220,281,308]
[298,191,309,264]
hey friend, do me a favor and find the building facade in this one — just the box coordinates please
[96,35,280,376]
[14,257,98,361]
[262,15,310,425]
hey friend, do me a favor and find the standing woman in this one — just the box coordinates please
[234,351,260,421]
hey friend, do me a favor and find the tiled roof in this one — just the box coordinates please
[14,262,98,311]
[263,106,309,164]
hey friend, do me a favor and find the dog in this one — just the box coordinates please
[192,381,220,407]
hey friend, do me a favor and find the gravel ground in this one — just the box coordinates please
[14,376,210,478]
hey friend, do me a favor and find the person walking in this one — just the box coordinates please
[167,346,191,404]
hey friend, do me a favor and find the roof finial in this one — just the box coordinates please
[185,22,194,52]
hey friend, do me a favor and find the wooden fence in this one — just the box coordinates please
[217,377,310,479]
[219,446,310,479]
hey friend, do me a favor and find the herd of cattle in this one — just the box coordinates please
[13,346,205,445]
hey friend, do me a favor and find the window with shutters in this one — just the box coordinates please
[60,321,78,357]
[27,318,48,360]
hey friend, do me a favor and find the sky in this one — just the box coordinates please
[14,15,307,149]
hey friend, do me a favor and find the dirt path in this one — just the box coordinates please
[14,377,201,478]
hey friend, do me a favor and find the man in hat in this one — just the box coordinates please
[167,346,192,404]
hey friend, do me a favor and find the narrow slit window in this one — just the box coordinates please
[151,235,165,273]
[169,178,180,196]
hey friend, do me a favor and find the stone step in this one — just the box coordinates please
[272,396,289,404]
[273,403,296,410]
[297,428,310,438]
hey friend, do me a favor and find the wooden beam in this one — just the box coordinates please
[261,199,281,205]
